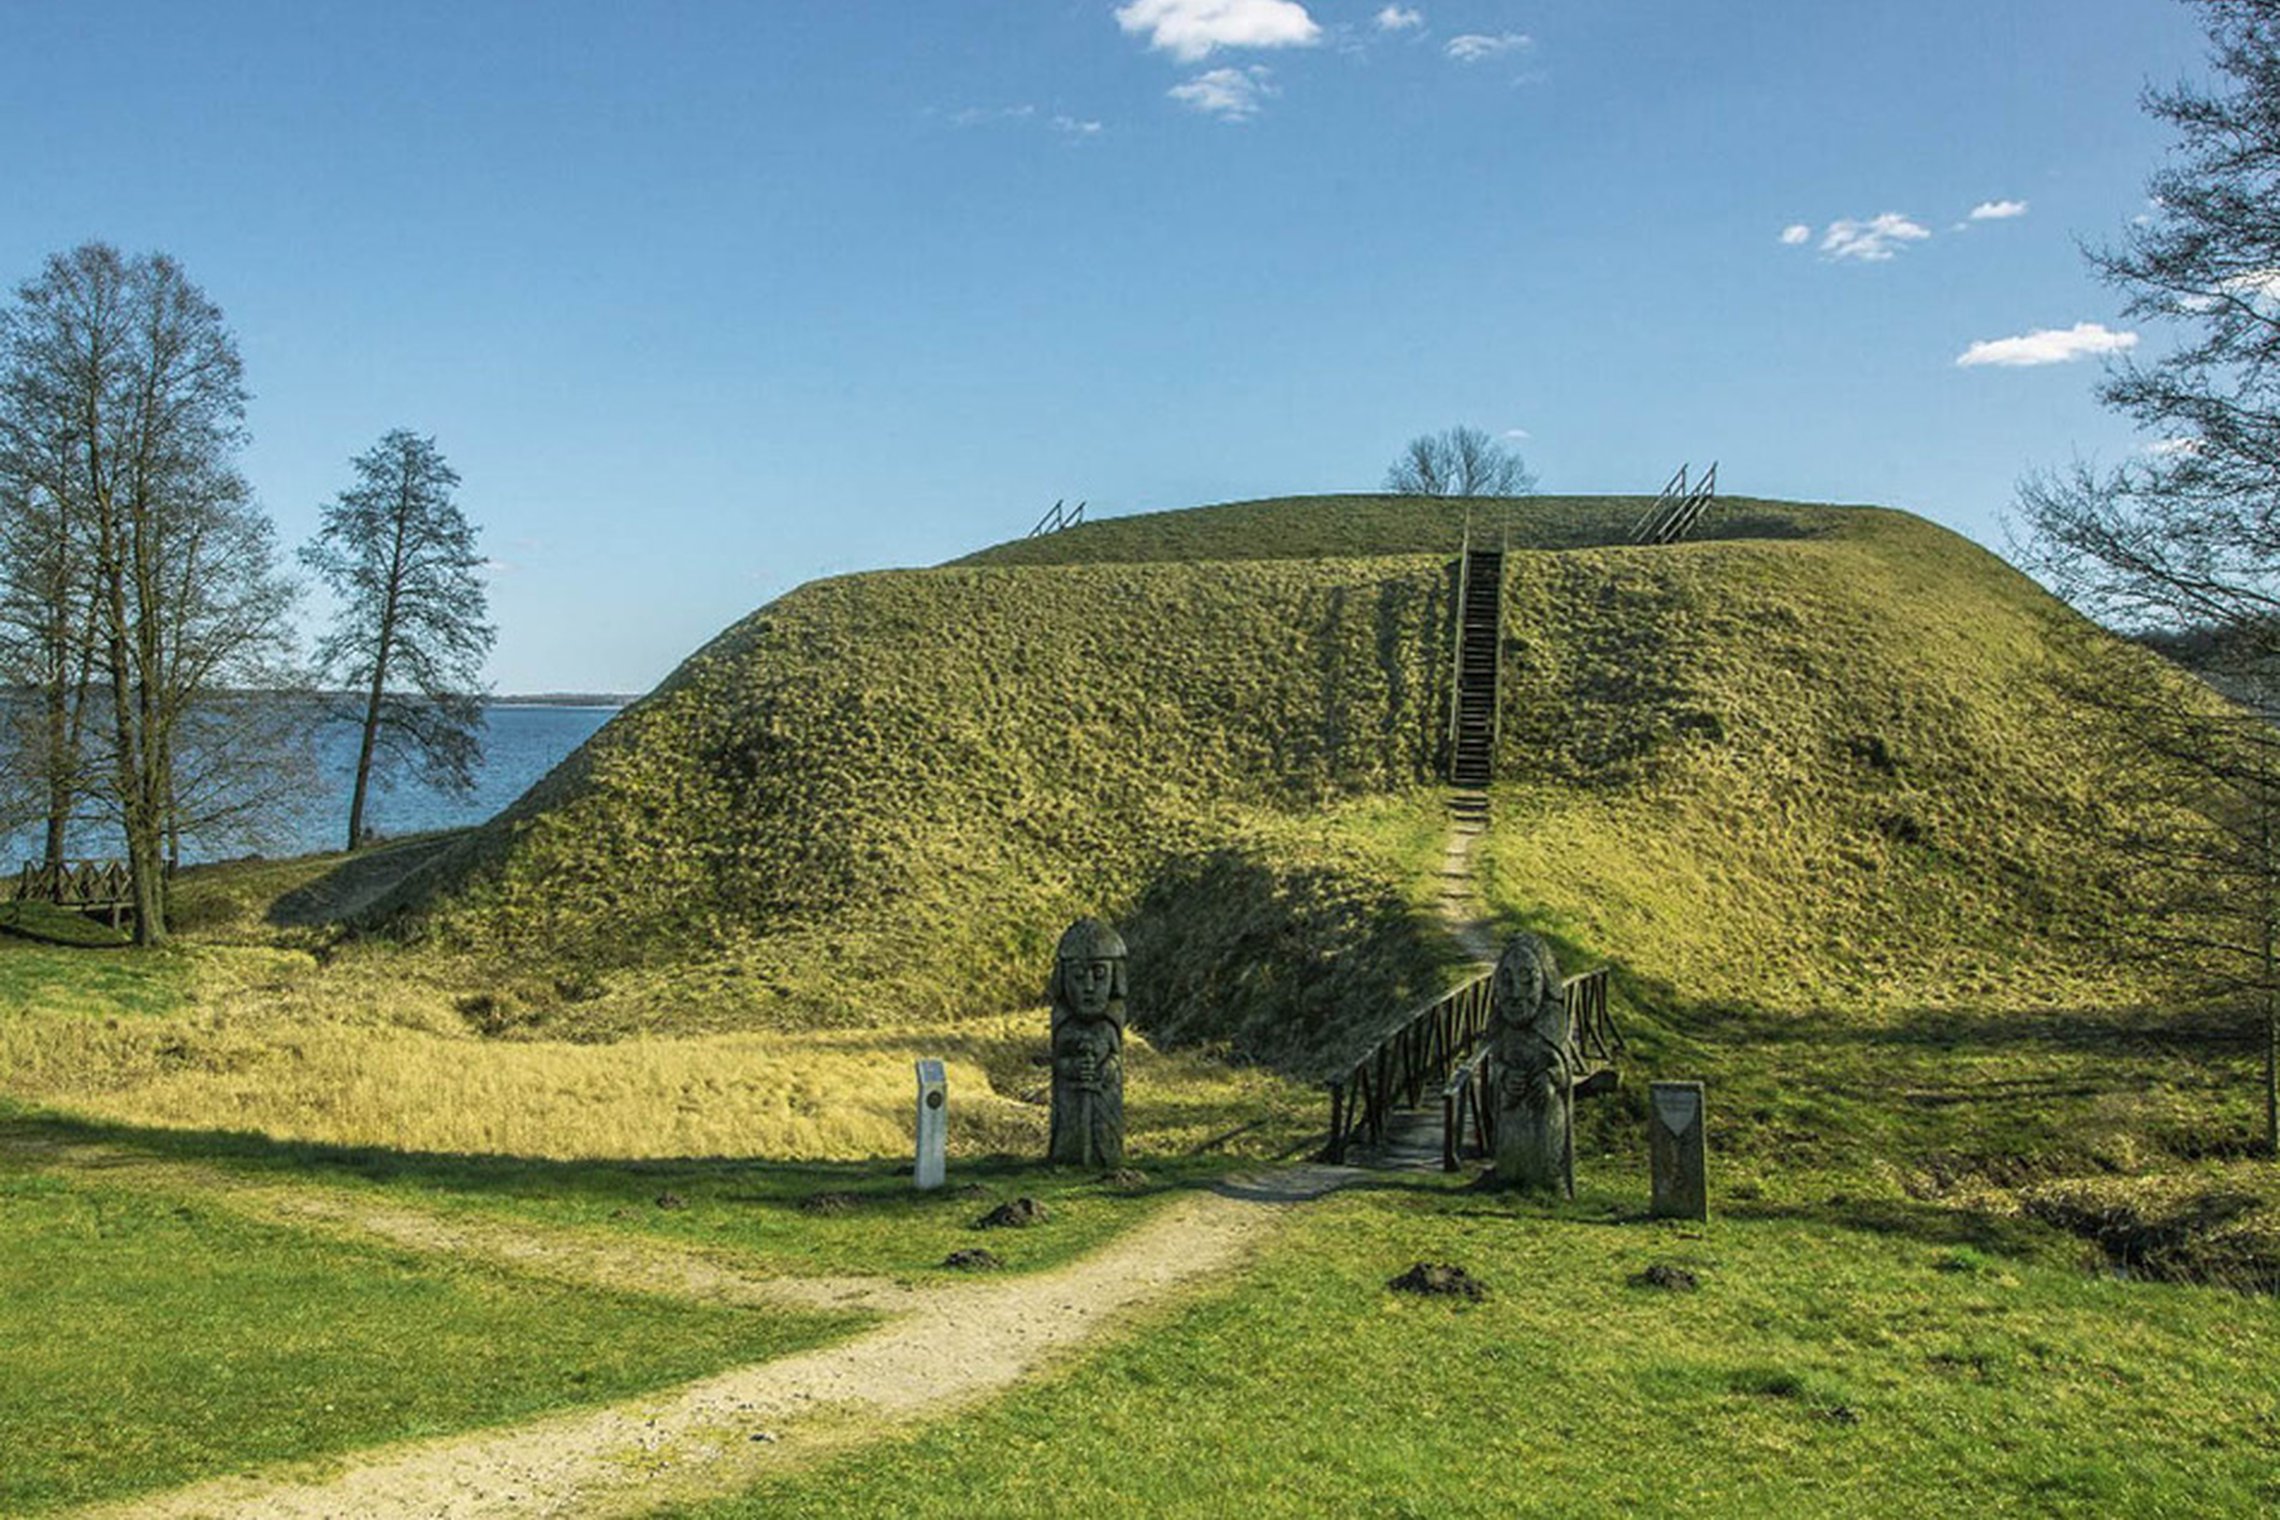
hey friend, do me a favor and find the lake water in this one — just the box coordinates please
[3,702,619,868]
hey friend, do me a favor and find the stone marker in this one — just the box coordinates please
[1490,933,1575,1196]
[1049,918,1127,1169]
[914,1058,948,1190]
[1650,1080,1708,1221]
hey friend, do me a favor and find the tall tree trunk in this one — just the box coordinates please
[347,495,410,852]
[99,548,163,946]
[2264,789,2276,1158]
[40,687,70,866]
[348,659,385,851]
[47,599,102,867]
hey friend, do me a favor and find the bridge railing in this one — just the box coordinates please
[1323,971,1495,1164]
[12,858,149,928]
[15,859,135,907]
[1440,966,1622,1171]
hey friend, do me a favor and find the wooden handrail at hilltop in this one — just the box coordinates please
[1323,971,1496,1164]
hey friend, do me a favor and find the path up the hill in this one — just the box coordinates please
[1450,548,1502,789]
[1344,790,1503,1174]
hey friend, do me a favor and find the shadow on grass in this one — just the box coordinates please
[1688,999,2261,1056]
[0,1105,1238,1215]
[262,833,464,929]
[1718,1194,2057,1257]
[1413,1178,2064,1260]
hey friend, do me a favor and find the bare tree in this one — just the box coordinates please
[1385,425,1537,497]
[302,429,493,851]
[0,243,301,942]
[0,446,100,865]
[2015,0,2280,1154]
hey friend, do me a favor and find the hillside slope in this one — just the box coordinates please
[390,553,1466,1064]
[1487,517,2158,1014]
[389,495,2173,1068]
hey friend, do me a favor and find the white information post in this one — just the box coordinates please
[914,1059,948,1190]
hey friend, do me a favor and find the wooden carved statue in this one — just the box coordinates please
[1049,917,1127,1168]
[1490,932,1575,1195]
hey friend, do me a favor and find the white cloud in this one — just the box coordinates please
[2145,436,2203,457]
[1969,198,2029,221]
[1956,322,2139,368]
[1502,427,1531,440]
[1820,212,1932,262]
[1779,224,1811,246]
[943,104,1104,140]
[1445,31,1529,62]
[1169,66,1276,120]
[1116,0,1320,61]
[949,104,1038,127]
[1376,5,1423,29]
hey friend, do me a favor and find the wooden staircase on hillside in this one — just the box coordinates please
[1449,545,1503,789]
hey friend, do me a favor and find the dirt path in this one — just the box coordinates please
[78,1163,1358,1520]
[1436,789,1500,965]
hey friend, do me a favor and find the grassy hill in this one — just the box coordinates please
[383,553,1466,1061]
[374,494,2172,1074]
[4,491,2272,1519]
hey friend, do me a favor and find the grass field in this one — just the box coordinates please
[668,1180,2280,1518]
[0,1103,1253,1282]
[0,932,1327,1164]
[0,1160,858,1515]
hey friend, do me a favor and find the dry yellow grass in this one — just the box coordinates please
[0,940,1315,1161]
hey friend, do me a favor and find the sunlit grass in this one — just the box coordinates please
[671,1183,2280,1518]
[0,1164,859,1516]
[0,971,1319,1163]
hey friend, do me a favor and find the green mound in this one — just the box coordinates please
[0,901,132,949]
[1485,522,2162,1015]
[389,495,2171,1069]
[955,492,1843,566]
[389,551,1467,1065]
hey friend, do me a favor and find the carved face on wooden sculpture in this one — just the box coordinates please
[1052,918,1128,1029]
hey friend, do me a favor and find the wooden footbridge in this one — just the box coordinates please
[11,858,142,928]
[1323,964,1621,1171]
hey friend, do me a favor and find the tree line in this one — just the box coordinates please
[2015,0,2280,1154]
[0,242,494,944]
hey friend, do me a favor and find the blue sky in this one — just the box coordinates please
[0,1,2216,691]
